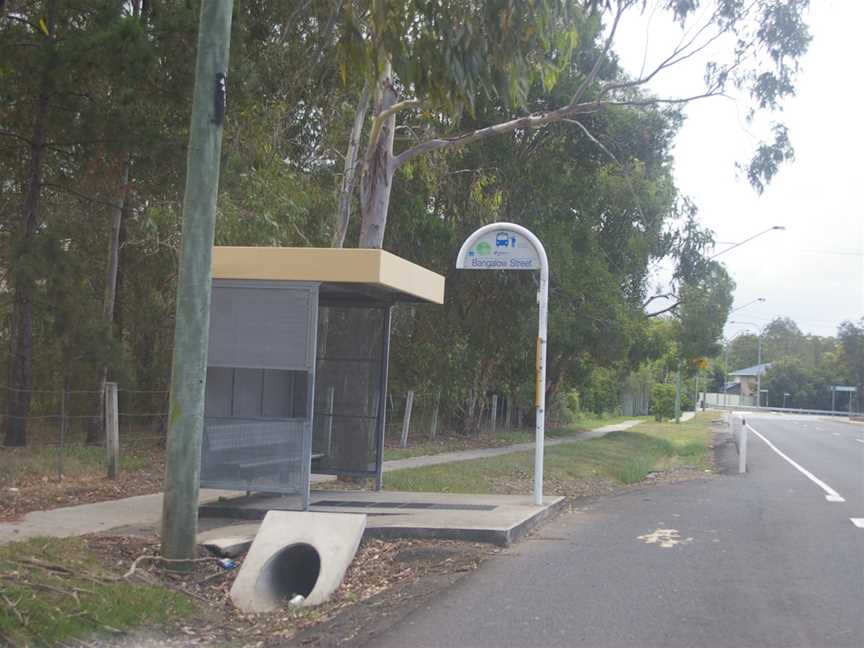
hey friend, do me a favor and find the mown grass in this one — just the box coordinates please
[0,537,195,647]
[383,412,714,494]
[382,414,648,461]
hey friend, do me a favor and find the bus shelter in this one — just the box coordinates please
[199,247,445,509]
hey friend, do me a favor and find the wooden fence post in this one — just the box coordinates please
[58,385,66,481]
[400,391,415,448]
[490,395,498,436]
[505,395,513,432]
[105,382,119,479]
[430,390,441,440]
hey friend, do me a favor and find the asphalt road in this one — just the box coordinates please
[366,414,864,648]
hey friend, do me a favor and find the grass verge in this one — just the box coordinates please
[383,412,713,496]
[383,415,648,461]
[0,536,195,647]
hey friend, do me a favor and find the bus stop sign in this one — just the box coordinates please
[457,223,549,506]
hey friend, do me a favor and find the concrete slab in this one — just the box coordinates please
[200,490,566,547]
[0,489,238,545]
[197,523,262,557]
[229,510,365,611]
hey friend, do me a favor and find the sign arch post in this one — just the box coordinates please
[456,223,548,506]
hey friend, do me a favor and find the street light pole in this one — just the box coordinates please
[724,300,765,408]
[730,320,766,407]
[757,337,763,406]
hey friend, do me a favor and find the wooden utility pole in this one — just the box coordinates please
[161,0,234,565]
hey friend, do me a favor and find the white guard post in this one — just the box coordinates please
[456,223,549,506]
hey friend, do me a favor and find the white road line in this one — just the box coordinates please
[832,432,841,436]
[746,423,846,503]
[851,519,864,529]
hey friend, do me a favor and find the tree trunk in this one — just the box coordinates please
[358,65,397,249]
[333,82,369,248]
[88,157,131,445]
[2,0,56,447]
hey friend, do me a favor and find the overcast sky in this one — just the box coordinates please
[612,0,863,339]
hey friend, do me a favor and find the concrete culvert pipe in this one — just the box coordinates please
[256,543,321,603]
[230,511,366,612]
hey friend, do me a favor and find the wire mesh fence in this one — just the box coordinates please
[0,384,170,482]
[383,390,527,448]
[3,383,538,481]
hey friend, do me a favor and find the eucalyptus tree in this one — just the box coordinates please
[383,59,691,430]
[325,0,811,250]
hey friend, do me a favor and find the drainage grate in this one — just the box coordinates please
[312,500,497,511]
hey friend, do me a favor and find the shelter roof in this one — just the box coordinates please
[212,247,444,304]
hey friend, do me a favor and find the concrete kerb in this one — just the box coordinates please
[200,490,567,548]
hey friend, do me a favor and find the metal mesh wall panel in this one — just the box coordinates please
[208,282,316,370]
[200,418,306,493]
[313,305,386,476]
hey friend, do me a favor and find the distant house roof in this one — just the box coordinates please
[729,362,773,377]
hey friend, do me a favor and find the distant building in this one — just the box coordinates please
[728,363,773,399]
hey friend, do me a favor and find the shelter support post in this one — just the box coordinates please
[374,306,391,491]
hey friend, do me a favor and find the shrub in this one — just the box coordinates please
[650,383,676,421]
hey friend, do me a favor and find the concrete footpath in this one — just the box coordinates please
[383,419,646,471]
[0,417,655,545]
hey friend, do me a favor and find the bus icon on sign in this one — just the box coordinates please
[496,232,510,247]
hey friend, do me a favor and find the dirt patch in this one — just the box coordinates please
[0,447,166,522]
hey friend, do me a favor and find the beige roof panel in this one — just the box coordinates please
[212,247,445,304]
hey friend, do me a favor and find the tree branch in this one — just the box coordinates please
[600,7,730,99]
[393,100,606,169]
[365,97,420,165]
[642,293,677,309]
[646,301,681,317]
[0,128,33,147]
[570,0,625,107]
[43,182,120,209]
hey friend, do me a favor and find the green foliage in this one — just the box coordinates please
[761,352,854,410]
[651,383,676,421]
[337,1,583,115]
[838,319,864,404]
[578,368,620,417]
[548,390,581,427]
[727,334,760,371]
[676,262,735,361]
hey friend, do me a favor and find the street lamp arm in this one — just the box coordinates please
[710,226,785,260]
[731,297,766,313]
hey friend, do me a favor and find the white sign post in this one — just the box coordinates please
[456,223,549,506]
